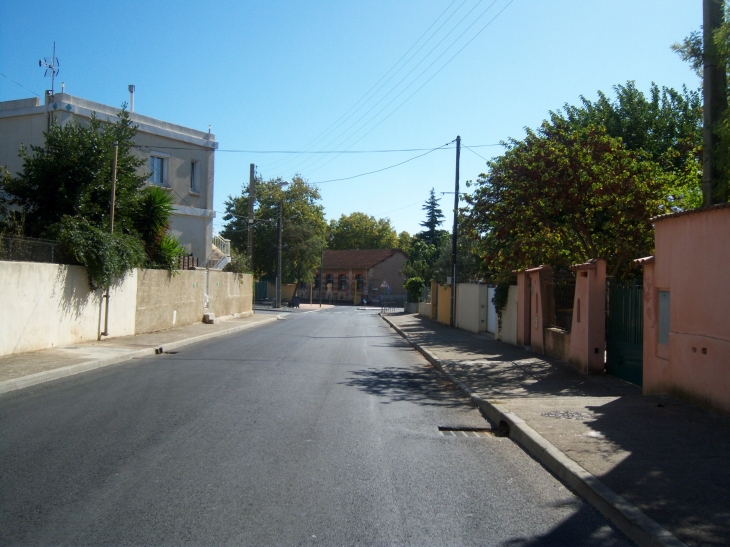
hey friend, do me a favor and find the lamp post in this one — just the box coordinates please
[274,181,288,308]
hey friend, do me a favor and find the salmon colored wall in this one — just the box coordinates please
[642,207,730,414]
[527,266,552,354]
[568,259,607,374]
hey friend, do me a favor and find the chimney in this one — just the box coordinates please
[61,82,65,93]
[128,84,135,112]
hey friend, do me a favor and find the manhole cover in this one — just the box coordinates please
[438,426,494,437]
[540,411,592,420]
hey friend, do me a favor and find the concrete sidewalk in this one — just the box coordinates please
[383,312,730,547]
[0,312,282,394]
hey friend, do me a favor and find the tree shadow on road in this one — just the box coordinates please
[341,363,472,407]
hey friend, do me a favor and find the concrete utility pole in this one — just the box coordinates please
[703,0,728,205]
[247,164,256,270]
[450,136,460,328]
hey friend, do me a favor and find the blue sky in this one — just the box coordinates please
[0,1,702,236]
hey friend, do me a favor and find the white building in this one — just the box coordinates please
[0,92,228,267]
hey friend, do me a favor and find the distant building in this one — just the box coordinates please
[300,249,407,305]
[0,92,228,267]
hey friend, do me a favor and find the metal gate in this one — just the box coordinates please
[606,279,643,386]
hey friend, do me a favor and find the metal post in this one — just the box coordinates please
[276,199,283,308]
[247,164,256,267]
[101,142,118,338]
[319,247,323,307]
[450,136,460,327]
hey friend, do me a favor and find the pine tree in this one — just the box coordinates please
[419,188,444,245]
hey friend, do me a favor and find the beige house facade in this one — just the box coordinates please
[0,93,221,265]
[299,249,407,305]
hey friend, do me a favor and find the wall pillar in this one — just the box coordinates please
[567,259,607,374]
[525,265,552,354]
[515,270,531,346]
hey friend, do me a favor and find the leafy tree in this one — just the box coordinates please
[403,277,425,302]
[562,81,703,210]
[0,109,182,288]
[134,186,186,269]
[327,212,398,250]
[418,188,446,245]
[2,111,146,238]
[431,226,483,284]
[397,230,412,253]
[401,237,441,282]
[465,116,667,281]
[222,175,327,286]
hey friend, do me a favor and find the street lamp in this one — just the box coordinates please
[274,181,289,308]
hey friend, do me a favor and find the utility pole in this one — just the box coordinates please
[247,164,256,265]
[319,247,324,307]
[101,142,118,338]
[703,0,728,205]
[276,199,283,308]
[450,136,460,328]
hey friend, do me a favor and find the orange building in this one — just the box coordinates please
[299,249,407,305]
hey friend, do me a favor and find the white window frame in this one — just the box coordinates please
[149,151,171,186]
[190,160,199,194]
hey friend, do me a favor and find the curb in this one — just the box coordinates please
[381,314,687,547]
[0,316,280,395]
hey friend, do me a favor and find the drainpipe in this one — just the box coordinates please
[100,142,118,338]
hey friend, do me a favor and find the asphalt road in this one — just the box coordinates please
[1,308,632,546]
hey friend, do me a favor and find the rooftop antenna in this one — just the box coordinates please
[39,42,60,96]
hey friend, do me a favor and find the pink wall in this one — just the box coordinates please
[642,205,730,413]
[567,259,607,374]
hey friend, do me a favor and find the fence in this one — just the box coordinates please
[545,279,576,332]
[0,236,65,264]
[380,294,406,313]
[179,254,198,270]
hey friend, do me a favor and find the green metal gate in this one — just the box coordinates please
[606,280,643,386]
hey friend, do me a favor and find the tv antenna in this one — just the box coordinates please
[39,42,60,96]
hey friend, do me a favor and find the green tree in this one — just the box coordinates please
[222,175,327,286]
[400,237,441,282]
[418,188,446,245]
[465,116,667,281]
[431,226,483,284]
[327,212,398,250]
[2,111,146,238]
[562,81,703,210]
[0,109,183,288]
[397,230,412,253]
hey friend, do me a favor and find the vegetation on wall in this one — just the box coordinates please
[464,81,703,282]
[0,108,185,289]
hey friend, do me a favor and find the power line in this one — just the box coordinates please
[307,139,455,184]
[294,0,513,178]
[290,0,492,176]
[462,143,490,161]
[132,144,501,153]
[0,72,42,98]
[258,0,465,172]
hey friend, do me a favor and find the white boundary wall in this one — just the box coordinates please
[1,262,137,356]
[455,284,488,333]
[1,262,253,357]
[498,285,519,345]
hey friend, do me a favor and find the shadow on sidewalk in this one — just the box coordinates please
[389,313,730,546]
